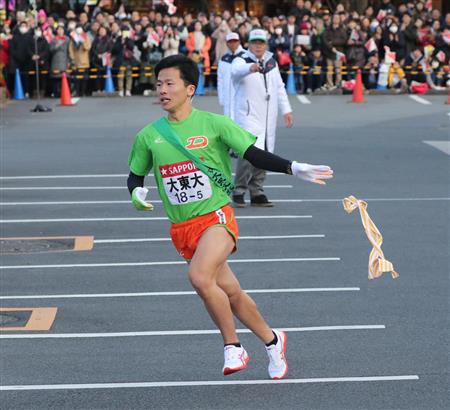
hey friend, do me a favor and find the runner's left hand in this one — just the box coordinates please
[131,187,154,211]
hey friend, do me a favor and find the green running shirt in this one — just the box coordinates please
[128,108,256,223]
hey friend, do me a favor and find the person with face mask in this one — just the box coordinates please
[30,26,51,98]
[8,21,34,97]
[50,25,70,97]
[231,29,293,207]
[69,25,91,96]
[383,20,406,64]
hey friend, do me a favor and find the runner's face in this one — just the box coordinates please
[156,68,195,112]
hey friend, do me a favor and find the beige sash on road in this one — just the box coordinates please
[343,195,399,280]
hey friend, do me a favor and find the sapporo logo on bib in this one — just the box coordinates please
[159,160,212,205]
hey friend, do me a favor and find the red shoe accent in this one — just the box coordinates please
[223,351,250,376]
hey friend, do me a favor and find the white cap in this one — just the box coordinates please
[226,32,240,42]
[248,29,268,42]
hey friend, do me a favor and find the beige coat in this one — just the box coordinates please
[69,34,92,69]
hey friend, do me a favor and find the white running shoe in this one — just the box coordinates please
[222,345,249,375]
[265,330,288,379]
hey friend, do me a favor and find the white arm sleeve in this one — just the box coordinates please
[231,56,252,81]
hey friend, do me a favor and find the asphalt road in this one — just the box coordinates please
[1,93,449,410]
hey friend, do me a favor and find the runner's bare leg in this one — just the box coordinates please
[217,262,274,344]
[189,226,273,344]
[188,226,240,344]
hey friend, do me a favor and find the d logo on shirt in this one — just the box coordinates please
[185,136,208,150]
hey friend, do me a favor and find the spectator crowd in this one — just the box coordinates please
[0,0,449,98]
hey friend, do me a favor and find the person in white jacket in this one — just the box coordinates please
[231,29,293,207]
[217,32,245,119]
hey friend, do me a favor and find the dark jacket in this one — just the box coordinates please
[8,31,34,73]
[111,36,138,67]
[32,36,51,71]
[401,23,417,56]
[323,25,348,59]
[90,35,113,68]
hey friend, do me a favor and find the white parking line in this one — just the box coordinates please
[0,287,358,300]
[0,375,419,391]
[423,140,450,155]
[0,325,384,339]
[297,95,311,104]
[2,197,449,206]
[0,215,312,224]
[0,185,292,191]
[94,234,325,244]
[408,95,432,105]
[0,257,340,270]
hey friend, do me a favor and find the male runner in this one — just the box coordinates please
[127,55,333,379]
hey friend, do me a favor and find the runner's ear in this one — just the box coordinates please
[187,84,196,98]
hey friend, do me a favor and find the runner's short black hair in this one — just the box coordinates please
[154,55,199,89]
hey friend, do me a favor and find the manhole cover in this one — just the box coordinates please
[0,311,32,327]
[1,239,75,254]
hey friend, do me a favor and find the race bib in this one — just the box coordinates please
[160,160,212,205]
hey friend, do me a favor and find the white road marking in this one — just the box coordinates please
[94,234,325,244]
[2,197,449,206]
[0,257,340,270]
[0,185,292,191]
[408,95,432,105]
[297,95,311,104]
[423,140,450,155]
[0,375,419,391]
[0,172,281,180]
[0,287,358,300]
[0,325,384,339]
[0,215,312,224]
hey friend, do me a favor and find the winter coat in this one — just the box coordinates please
[90,35,113,68]
[8,31,34,73]
[50,36,70,78]
[401,24,417,56]
[32,37,50,71]
[161,35,180,57]
[323,25,348,59]
[231,50,292,153]
[111,36,139,68]
[211,25,230,65]
[217,45,244,119]
[185,32,211,72]
[69,33,92,69]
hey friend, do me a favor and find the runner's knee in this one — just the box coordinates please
[188,269,215,296]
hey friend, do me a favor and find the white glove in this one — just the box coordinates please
[291,161,333,185]
[131,187,154,211]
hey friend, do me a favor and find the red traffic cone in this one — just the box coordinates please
[60,72,74,106]
[352,69,365,103]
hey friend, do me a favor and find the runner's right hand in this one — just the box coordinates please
[291,162,334,185]
[131,187,154,211]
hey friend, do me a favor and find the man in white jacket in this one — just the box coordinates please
[231,29,293,207]
[217,32,245,119]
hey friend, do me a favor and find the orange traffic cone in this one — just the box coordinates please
[60,72,74,106]
[352,69,365,103]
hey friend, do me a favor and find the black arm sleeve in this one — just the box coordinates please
[243,144,292,174]
[127,171,145,195]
